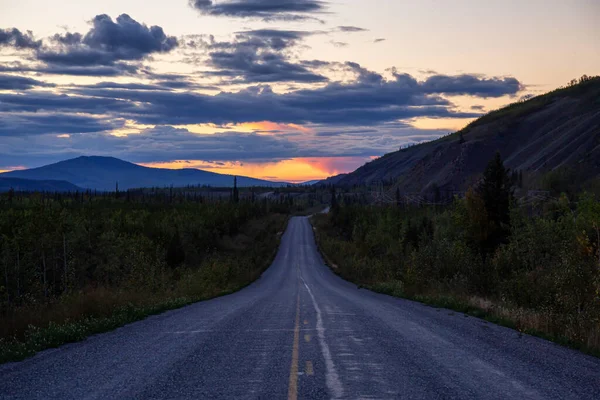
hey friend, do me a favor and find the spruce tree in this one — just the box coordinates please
[232,176,239,204]
[478,152,512,250]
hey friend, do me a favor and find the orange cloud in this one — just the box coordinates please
[238,121,313,134]
[177,121,313,135]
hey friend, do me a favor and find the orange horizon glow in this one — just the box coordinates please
[138,156,372,183]
[0,166,26,174]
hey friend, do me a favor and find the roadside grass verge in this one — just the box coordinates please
[0,214,289,364]
[310,215,600,359]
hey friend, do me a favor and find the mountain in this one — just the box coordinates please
[318,174,347,186]
[298,180,322,186]
[0,156,290,191]
[0,177,83,192]
[332,77,600,193]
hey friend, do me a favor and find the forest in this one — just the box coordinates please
[0,188,310,362]
[313,154,600,355]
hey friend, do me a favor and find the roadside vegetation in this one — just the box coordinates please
[0,186,314,363]
[313,153,600,356]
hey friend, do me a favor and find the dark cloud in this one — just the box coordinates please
[205,29,328,83]
[0,28,42,49]
[0,127,301,167]
[64,71,482,126]
[0,113,122,136]
[470,105,485,111]
[0,92,133,114]
[207,50,328,83]
[36,14,178,68]
[83,82,171,91]
[0,74,54,90]
[422,74,522,97]
[1,66,519,133]
[0,124,450,168]
[189,0,327,21]
[51,32,83,46]
[374,38,386,43]
[337,26,367,32]
[0,61,139,77]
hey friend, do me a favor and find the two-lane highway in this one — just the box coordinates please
[1,217,599,399]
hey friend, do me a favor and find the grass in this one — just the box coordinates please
[0,214,289,365]
[310,216,600,359]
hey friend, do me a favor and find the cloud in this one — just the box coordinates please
[337,26,367,32]
[189,0,328,21]
[330,41,348,48]
[374,38,386,43]
[204,29,328,83]
[0,92,134,115]
[0,28,42,49]
[0,74,54,90]
[63,71,487,126]
[470,105,485,111]
[0,113,122,136]
[1,65,520,132]
[0,123,450,169]
[0,61,140,77]
[36,14,178,67]
[421,74,522,97]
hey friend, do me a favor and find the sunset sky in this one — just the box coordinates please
[1,0,598,182]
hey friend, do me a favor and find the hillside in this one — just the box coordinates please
[331,77,600,193]
[0,177,83,192]
[0,156,289,191]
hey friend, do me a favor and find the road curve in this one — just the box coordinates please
[1,217,599,399]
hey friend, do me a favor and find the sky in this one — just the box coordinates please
[0,0,598,182]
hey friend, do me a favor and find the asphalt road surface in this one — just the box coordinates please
[2,217,600,399]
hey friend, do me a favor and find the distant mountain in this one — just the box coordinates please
[0,177,83,192]
[1,156,290,191]
[298,180,322,186]
[333,77,600,193]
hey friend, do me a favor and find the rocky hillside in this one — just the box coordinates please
[331,77,600,193]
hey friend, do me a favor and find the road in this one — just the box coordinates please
[1,217,599,399]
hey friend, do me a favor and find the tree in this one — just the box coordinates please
[477,152,513,253]
[232,176,239,204]
[330,185,338,211]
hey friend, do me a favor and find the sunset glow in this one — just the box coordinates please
[138,156,372,183]
[0,0,597,179]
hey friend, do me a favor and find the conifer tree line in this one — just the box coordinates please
[315,153,600,351]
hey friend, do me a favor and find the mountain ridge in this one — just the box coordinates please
[325,77,600,193]
[1,156,290,191]
[0,177,83,192]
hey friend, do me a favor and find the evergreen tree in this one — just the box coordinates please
[330,185,338,211]
[477,152,513,251]
[232,176,239,204]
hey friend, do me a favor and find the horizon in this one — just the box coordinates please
[1,0,598,181]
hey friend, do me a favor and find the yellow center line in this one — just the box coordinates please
[288,290,301,400]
